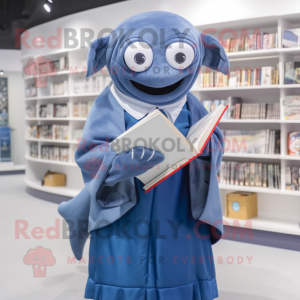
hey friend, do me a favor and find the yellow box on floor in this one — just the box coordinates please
[43,172,66,187]
[225,192,257,220]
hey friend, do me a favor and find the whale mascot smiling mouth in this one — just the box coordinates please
[58,11,229,300]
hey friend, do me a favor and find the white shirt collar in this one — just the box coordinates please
[110,83,187,123]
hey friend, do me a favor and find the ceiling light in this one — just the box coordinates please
[44,0,53,12]
[44,3,51,12]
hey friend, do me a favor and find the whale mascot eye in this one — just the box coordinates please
[166,42,195,69]
[124,41,153,72]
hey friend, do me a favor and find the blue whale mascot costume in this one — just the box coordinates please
[58,11,229,300]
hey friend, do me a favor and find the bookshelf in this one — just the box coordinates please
[223,216,300,236]
[23,49,111,196]
[24,93,101,101]
[191,14,300,236]
[25,155,77,167]
[22,10,300,235]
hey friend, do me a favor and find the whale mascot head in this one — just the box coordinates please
[86,11,229,105]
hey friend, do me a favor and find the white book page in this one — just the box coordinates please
[186,105,225,152]
[110,112,195,185]
[143,158,189,190]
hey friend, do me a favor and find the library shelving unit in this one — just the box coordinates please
[190,14,300,236]
[22,9,300,237]
[23,49,110,197]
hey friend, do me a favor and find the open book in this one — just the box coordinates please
[110,104,228,192]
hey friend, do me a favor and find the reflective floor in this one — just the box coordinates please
[1,174,299,300]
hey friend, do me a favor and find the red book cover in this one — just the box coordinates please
[145,105,229,193]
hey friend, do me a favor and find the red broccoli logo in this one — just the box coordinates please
[83,157,106,179]
[23,246,56,277]
[24,56,57,88]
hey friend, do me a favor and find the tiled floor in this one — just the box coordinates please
[1,174,300,300]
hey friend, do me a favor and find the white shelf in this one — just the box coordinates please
[21,49,71,62]
[223,216,300,236]
[25,117,299,124]
[219,184,281,195]
[281,120,300,123]
[223,153,300,160]
[25,137,77,144]
[280,47,300,55]
[26,117,299,124]
[23,70,70,81]
[192,85,300,92]
[280,84,300,89]
[25,95,70,101]
[24,178,80,198]
[220,119,281,123]
[26,155,77,167]
[191,85,280,92]
[223,153,280,159]
[226,49,279,59]
[25,117,87,121]
[25,93,99,101]
[280,155,300,161]
[219,184,300,197]
[222,48,300,59]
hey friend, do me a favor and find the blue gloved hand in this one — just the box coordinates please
[104,146,164,186]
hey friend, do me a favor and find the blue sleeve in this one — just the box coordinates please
[58,87,138,260]
[75,87,138,208]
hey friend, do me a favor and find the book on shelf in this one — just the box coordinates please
[41,145,69,162]
[284,95,300,120]
[222,129,280,154]
[25,80,69,98]
[72,101,94,118]
[197,71,229,88]
[73,103,80,118]
[220,33,278,53]
[39,104,53,118]
[53,125,69,140]
[59,57,69,71]
[261,67,274,86]
[26,105,37,118]
[285,61,300,84]
[283,29,300,48]
[288,132,300,156]
[197,66,278,88]
[80,103,89,118]
[50,80,69,96]
[228,71,237,87]
[30,143,38,158]
[35,103,70,118]
[202,100,228,119]
[110,105,228,192]
[46,56,69,72]
[71,76,111,95]
[286,166,300,191]
[27,125,69,140]
[227,101,279,120]
[25,83,37,98]
[219,161,280,189]
[54,103,69,118]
